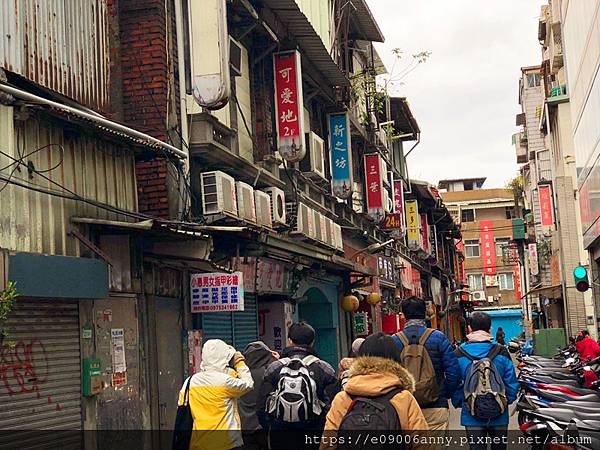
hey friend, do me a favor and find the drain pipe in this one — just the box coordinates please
[175,0,189,162]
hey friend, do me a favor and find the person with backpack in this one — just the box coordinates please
[495,327,506,346]
[239,341,280,450]
[391,297,460,432]
[321,332,428,450]
[452,312,519,450]
[176,339,254,450]
[257,321,339,449]
[338,337,365,388]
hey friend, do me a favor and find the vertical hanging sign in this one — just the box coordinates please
[273,51,305,162]
[513,247,522,301]
[539,185,554,228]
[393,180,405,229]
[329,112,353,198]
[364,154,384,222]
[480,220,497,275]
[528,243,539,276]
[406,199,420,250]
[420,214,430,253]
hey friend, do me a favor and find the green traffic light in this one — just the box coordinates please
[574,266,587,278]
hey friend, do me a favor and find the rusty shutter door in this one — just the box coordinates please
[0,299,82,447]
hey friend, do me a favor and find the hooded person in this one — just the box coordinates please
[321,333,428,450]
[178,339,254,450]
[239,341,278,450]
[338,337,365,387]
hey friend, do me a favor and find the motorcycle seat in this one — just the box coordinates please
[521,376,580,387]
[528,408,599,423]
[561,401,600,409]
[536,389,600,402]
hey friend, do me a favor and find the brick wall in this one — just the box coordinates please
[119,0,180,218]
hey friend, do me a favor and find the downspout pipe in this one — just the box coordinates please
[175,0,190,163]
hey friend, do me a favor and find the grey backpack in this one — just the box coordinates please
[267,355,323,423]
[459,344,508,421]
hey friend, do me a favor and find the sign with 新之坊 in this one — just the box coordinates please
[480,220,497,275]
[191,272,245,312]
[329,112,353,199]
[273,51,305,162]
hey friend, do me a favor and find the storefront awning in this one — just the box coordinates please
[523,284,562,299]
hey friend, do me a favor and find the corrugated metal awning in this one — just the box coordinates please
[262,0,349,86]
[0,83,187,160]
[350,0,385,43]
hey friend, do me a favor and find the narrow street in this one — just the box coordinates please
[0,0,599,448]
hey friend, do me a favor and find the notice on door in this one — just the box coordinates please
[111,328,127,373]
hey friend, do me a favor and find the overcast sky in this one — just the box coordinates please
[367,0,545,188]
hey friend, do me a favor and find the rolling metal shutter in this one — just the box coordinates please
[0,299,81,448]
[201,295,258,349]
[233,294,258,349]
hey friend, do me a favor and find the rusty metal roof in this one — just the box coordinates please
[262,0,349,86]
[350,0,385,43]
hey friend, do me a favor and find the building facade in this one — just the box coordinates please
[0,0,461,441]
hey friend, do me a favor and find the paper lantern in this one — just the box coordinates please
[341,294,359,312]
[366,292,381,305]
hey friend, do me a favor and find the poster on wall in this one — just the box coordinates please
[329,112,353,199]
[364,154,384,222]
[191,272,244,312]
[273,51,305,162]
[539,185,554,229]
[406,199,421,250]
[480,220,497,275]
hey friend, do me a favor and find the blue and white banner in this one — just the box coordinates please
[328,112,353,198]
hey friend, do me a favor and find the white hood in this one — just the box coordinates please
[200,339,235,372]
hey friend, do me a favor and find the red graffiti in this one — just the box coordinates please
[0,338,49,397]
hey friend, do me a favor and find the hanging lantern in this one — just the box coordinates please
[366,292,381,305]
[341,294,359,312]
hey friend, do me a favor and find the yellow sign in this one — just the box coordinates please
[406,200,420,248]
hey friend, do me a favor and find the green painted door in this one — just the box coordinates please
[298,287,337,367]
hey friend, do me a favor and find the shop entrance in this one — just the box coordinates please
[298,287,337,366]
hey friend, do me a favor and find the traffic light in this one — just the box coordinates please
[573,266,590,292]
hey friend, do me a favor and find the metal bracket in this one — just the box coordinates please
[252,43,278,67]
[70,229,113,267]
[349,276,373,290]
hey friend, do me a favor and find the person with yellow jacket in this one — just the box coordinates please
[321,333,428,450]
[178,339,254,450]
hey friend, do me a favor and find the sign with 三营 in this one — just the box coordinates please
[191,272,245,312]
[329,112,353,198]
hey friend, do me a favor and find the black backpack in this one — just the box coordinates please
[337,388,403,450]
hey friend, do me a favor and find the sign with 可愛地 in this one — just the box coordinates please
[273,51,305,162]
[329,112,353,198]
[191,272,245,312]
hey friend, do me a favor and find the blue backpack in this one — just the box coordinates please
[459,344,508,421]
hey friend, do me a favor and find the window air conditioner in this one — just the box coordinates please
[289,203,315,239]
[333,222,344,251]
[472,291,486,302]
[263,187,286,226]
[254,190,272,229]
[300,132,326,179]
[201,171,238,217]
[236,181,257,224]
[313,211,324,243]
[323,217,335,248]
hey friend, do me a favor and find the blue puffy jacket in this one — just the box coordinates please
[451,341,519,427]
[392,325,461,409]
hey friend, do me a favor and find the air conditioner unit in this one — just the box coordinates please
[300,132,326,179]
[472,291,486,302]
[201,171,238,217]
[229,37,243,77]
[487,296,495,303]
[313,211,325,243]
[236,181,256,224]
[263,187,286,226]
[323,217,335,248]
[289,203,315,239]
[333,222,344,251]
[254,190,272,228]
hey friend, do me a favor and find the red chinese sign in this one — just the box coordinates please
[480,220,497,275]
[539,185,554,227]
[394,180,405,229]
[513,259,522,301]
[273,51,305,162]
[421,214,430,252]
[456,239,466,283]
[364,154,384,222]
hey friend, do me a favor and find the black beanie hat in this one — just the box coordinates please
[357,332,403,364]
